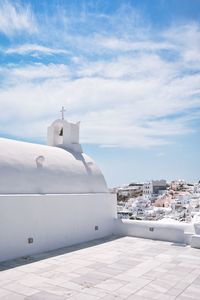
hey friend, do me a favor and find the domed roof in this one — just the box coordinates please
[0,138,108,194]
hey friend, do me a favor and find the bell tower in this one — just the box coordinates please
[47,107,83,153]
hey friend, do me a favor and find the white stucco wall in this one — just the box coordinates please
[0,193,117,262]
[115,219,194,244]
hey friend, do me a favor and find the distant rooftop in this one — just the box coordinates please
[0,236,200,299]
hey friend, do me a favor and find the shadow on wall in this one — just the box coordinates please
[58,146,93,176]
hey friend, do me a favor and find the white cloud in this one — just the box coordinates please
[0,0,37,36]
[0,59,199,148]
[77,55,177,80]
[164,23,200,67]
[1,64,70,81]
[5,44,68,56]
[0,3,200,149]
[95,36,175,52]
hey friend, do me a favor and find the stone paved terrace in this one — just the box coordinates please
[0,236,200,300]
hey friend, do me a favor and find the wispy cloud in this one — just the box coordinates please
[1,63,69,81]
[94,36,175,52]
[0,0,37,36]
[5,44,68,56]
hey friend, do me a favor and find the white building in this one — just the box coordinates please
[194,182,200,194]
[142,180,166,198]
[0,113,116,262]
[143,182,153,197]
[171,179,186,191]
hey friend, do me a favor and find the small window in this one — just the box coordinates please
[59,128,63,136]
[28,237,33,244]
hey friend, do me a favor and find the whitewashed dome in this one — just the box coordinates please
[0,138,108,194]
[0,118,108,194]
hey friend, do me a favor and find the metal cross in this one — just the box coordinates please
[60,106,66,120]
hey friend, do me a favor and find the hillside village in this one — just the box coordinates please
[113,180,200,223]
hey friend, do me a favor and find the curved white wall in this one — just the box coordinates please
[0,138,108,194]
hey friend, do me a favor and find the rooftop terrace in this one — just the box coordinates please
[0,236,200,300]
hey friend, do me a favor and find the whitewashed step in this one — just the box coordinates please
[191,234,200,249]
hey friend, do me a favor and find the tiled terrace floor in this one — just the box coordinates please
[0,236,200,300]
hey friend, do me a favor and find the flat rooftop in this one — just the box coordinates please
[0,236,200,300]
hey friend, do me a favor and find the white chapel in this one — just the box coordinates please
[0,109,116,262]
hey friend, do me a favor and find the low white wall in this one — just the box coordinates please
[0,193,117,262]
[115,219,194,244]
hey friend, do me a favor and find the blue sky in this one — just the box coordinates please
[0,0,200,186]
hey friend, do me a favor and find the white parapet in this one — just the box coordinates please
[114,219,195,244]
[191,235,200,249]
